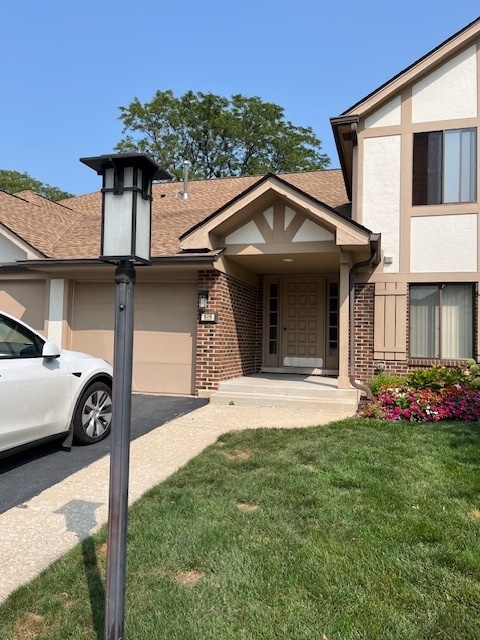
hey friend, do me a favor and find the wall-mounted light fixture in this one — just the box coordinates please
[198,290,209,309]
[383,255,393,266]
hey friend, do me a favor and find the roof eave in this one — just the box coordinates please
[2,251,223,272]
[330,116,359,201]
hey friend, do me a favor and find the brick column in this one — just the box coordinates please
[195,270,262,395]
[353,283,375,384]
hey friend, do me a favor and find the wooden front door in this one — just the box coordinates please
[281,277,325,367]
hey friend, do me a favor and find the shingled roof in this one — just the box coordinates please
[0,169,350,260]
[0,190,83,257]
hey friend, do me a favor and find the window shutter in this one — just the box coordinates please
[412,133,428,205]
[413,131,442,205]
[374,282,407,360]
[427,131,443,204]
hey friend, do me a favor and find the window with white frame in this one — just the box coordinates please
[412,128,477,205]
[409,284,474,359]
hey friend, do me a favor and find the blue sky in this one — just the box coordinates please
[1,2,478,196]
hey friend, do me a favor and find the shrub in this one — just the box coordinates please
[406,365,468,390]
[369,372,406,396]
[464,359,480,389]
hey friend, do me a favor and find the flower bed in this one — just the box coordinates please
[361,363,480,422]
[361,384,480,422]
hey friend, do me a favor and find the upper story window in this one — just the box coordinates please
[412,128,477,205]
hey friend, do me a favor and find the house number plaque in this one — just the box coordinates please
[199,311,217,323]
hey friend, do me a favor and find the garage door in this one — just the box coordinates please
[0,280,46,332]
[70,281,197,395]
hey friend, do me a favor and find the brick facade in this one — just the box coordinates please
[195,273,476,394]
[354,283,409,384]
[353,283,475,385]
[195,270,262,394]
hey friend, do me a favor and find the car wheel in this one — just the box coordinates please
[73,382,112,445]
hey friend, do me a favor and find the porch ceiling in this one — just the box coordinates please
[225,251,341,275]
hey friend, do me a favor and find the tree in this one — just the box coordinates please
[0,170,73,201]
[115,90,330,180]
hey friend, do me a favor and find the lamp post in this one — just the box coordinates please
[80,153,171,640]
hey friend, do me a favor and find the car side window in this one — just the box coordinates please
[0,316,42,358]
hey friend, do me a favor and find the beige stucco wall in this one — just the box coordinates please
[0,280,47,332]
[364,95,402,129]
[410,214,478,272]
[412,45,477,123]
[357,39,480,284]
[354,35,480,367]
[362,135,401,273]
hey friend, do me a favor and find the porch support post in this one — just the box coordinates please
[47,278,67,348]
[337,251,351,389]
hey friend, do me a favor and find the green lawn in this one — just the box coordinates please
[1,418,480,639]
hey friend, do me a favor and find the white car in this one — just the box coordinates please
[0,311,113,457]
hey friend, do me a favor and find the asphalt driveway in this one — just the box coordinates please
[0,394,207,514]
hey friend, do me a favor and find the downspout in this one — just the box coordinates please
[349,241,378,400]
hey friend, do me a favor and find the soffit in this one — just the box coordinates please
[226,252,341,275]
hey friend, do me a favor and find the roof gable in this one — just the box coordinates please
[331,17,480,197]
[0,191,52,257]
[0,226,30,261]
[342,16,480,118]
[222,204,336,247]
[180,173,370,252]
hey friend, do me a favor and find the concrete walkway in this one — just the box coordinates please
[0,403,350,603]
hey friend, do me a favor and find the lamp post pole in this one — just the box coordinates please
[105,261,136,640]
[80,153,172,640]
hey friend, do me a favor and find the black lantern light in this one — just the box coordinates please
[80,152,171,264]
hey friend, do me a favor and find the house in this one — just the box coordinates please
[332,15,480,384]
[1,16,479,398]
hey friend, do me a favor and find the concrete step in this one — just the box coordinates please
[216,380,357,400]
[210,391,357,413]
[209,374,359,413]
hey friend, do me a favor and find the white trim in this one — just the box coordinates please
[47,279,65,346]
